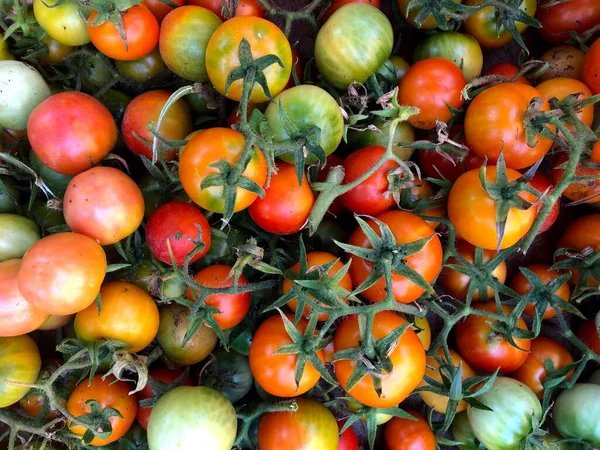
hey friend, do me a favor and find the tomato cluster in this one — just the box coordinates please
[1,0,600,449]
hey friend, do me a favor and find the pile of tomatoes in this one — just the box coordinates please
[1,0,600,449]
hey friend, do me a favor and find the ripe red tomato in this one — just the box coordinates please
[337,421,359,450]
[63,167,145,246]
[529,172,560,233]
[583,38,600,94]
[536,77,594,128]
[557,214,600,286]
[455,303,531,373]
[27,91,117,175]
[398,58,466,130]
[88,5,159,61]
[578,314,600,356]
[248,162,315,235]
[551,143,600,204]
[537,0,600,44]
[188,0,265,19]
[188,264,250,330]
[143,0,186,23]
[484,63,531,85]
[321,0,380,22]
[384,411,436,450]
[146,201,211,266]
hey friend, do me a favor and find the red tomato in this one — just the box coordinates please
[384,411,436,450]
[144,0,186,23]
[337,421,359,450]
[146,201,211,266]
[318,154,346,215]
[188,0,265,19]
[529,172,560,233]
[248,162,315,235]
[27,91,118,175]
[557,214,600,286]
[484,63,531,85]
[321,0,380,21]
[583,38,600,95]
[537,0,600,44]
[578,314,600,356]
[551,143,600,204]
[398,58,466,130]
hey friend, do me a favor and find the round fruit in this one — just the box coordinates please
[0,214,41,262]
[0,335,41,408]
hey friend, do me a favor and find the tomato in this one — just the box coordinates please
[0,335,41,408]
[463,0,537,48]
[144,0,185,23]
[537,0,600,44]
[484,63,531,85]
[536,77,594,127]
[409,315,432,351]
[390,55,410,82]
[551,150,600,204]
[539,45,585,81]
[257,398,338,449]
[582,38,600,95]
[39,35,73,65]
[136,367,193,430]
[20,360,73,420]
[448,166,537,250]
[384,411,436,450]
[265,85,344,165]
[0,214,40,262]
[122,90,192,161]
[206,16,292,102]
[578,315,600,356]
[321,0,380,22]
[99,90,132,126]
[33,0,90,46]
[38,314,73,331]
[194,226,250,269]
[155,303,218,365]
[414,32,483,82]
[115,47,167,82]
[147,386,237,450]
[452,411,480,450]
[315,3,393,90]
[0,61,51,131]
[333,311,426,408]
[554,383,600,446]
[455,303,530,373]
[201,348,253,403]
[68,375,137,446]
[159,6,222,81]
[511,336,573,399]
[18,233,106,316]
[398,58,466,130]
[283,251,352,321]
[28,91,117,175]
[509,264,571,319]
[557,214,600,286]
[250,314,324,397]
[64,167,144,245]
[419,349,476,413]
[346,118,415,161]
[529,172,560,233]
[146,201,211,266]
[188,0,265,19]
[467,377,541,450]
[88,5,159,61]
[337,420,359,450]
[397,0,461,29]
[179,128,267,213]
[248,162,314,235]
[348,211,443,303]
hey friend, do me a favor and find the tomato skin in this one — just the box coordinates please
[511,336,573,399]
[348,211,443,304]
[315,3,393,90]
[0,335,41,408]
[249,162,314,235]
[38,313,73,331]
[39,35,73,65]
[206,16,292,102]
[553,383,600,446]
[551,151,600,204]
[583,38,600,95]
[18,233,107,316]
[484,63,531,85]
[537,0,600,44]
[509,264,570,319]
[122,90,193,161]
[557,214,600,286]
[384,411,436,450]
[399,58,466,130]
[28,91,117,175]
[455,303,531,373]
[33,0,90,46]
[0,214,41,262]
[536,77,594,127]
[529,172,559,233]
[540,45,585,81]
[180,128,267,213]
[144,0,186,23]
[64,167,145,246]
[448,166,537,250]
[578,316,600,356]
[68,375,138,446]
[337,421,359,450]
[88,5,159,61]
[322,0,380,22]
[258,398,339,450]
[115,47,167,82]
[188,265,250,330]
[188,0,265,19]
[333,311,426,408]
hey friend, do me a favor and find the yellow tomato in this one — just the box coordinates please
[0,335,41,408]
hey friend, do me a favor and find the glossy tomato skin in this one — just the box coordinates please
[537,0,600,44]
[64,167,145,246]
[68,375,138,446]
[551,150,600,204]
[28,152,73,197]
[536,77,594,128]
[384,411,436,450]
[333,311,426,408]
[188,0,265,19]
[484,62,531,85]
[553,383,600,446]
[88,5,159,61]
[529,172,560,233]
[258,398,339,450]
[27,91,117,175]
[33,0,90,46]
[18,233,107,316]
[206,17,292,102]
[455,303,530,373]
[249,162,314,235]
[0,214,40,262]
[315,3,393,90]
[122,90,193,161]
[143,0,186,23]
[399,58,466,130]
[115,48,167,83]
[74,282,160,353]
[540,45,586,81]
[583,38,600,95]
[448,166,537,250]
[321,0,380,22]
[0,335,41,408]
[465,83,553,170]
[146,201,211,266]
[337,421,359,450]
[511,336,573,399]
[348,211,443,304]
[250,314,325,397]
[557,214,600,286]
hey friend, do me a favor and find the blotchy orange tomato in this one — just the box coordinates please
[536,77,594,128]
[384,411,436,450]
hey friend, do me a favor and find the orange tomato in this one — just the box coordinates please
[536,77,594,128]
[384,411,436,450]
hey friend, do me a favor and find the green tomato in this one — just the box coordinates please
[413,31,483,82]
[467,377,542,450]
[33,0,90,46]
[309,217,351,258]
[0,214,41,262]
[536,434,580,450]
[554,384,600,446]
[193,226,250,270]
[202,348,253,404]
[0,177,21,213]
[148,386,237,450]
[266,85,344,165]
[80,52,114,94]
[315,3,393,90]
[346,118,415,160]
[115,47,167,83]
[452,411,483,450]
[590,370,600,385]
[98,90,132,126]
[29,151,73,197]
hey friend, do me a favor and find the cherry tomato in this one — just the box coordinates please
[384,411,436,450]
[551,143,600,204]
[539,45,585,81]
[33,0,90,46]
[0,335,41,408]
[39,35,73,65]
[537,0,600,44]
[115,47,167,83]
[143,0,186,23]
[536,77,594,128]
[583,38,600,95]
[557,214,600,286]
[529,172,560,233]
[484,62,531,85]
[337,420,359,450]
